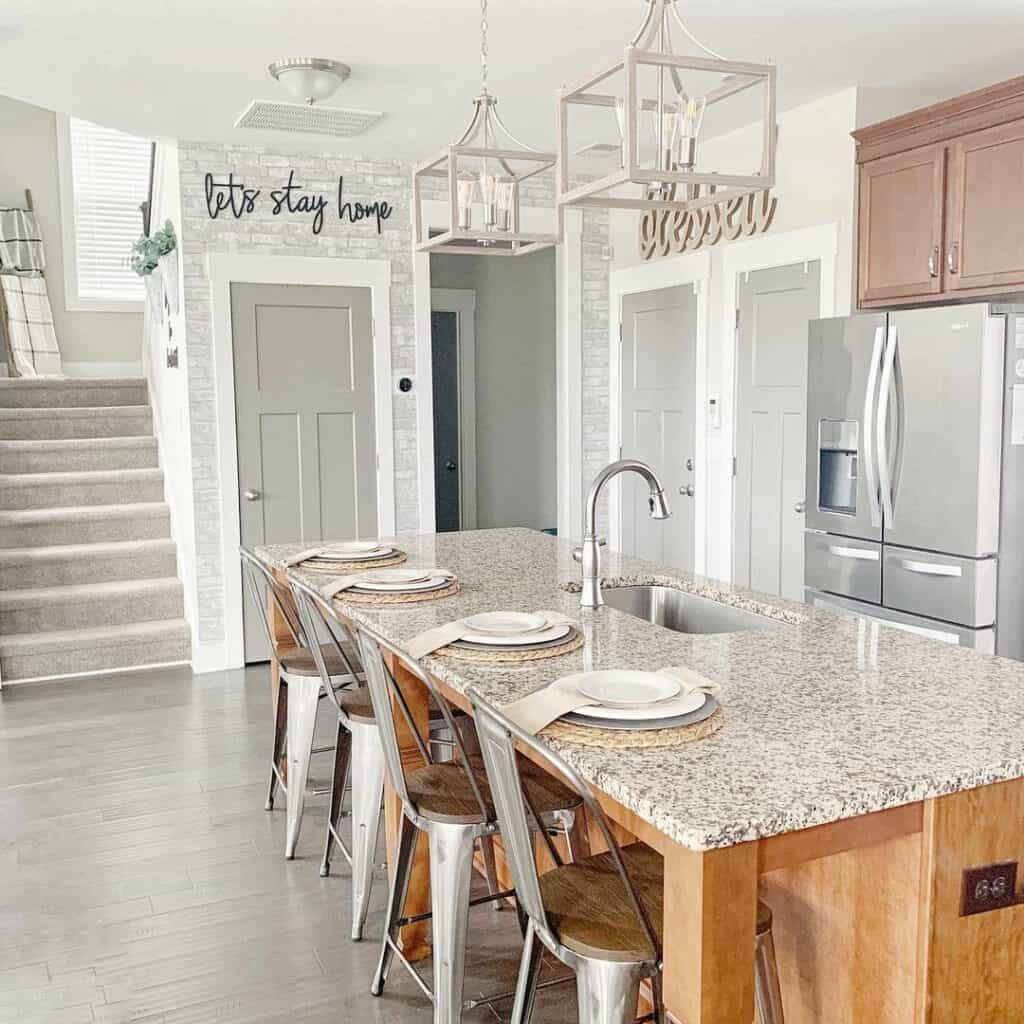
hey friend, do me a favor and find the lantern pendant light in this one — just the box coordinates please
[413,0,560,255]
[556,0,777,214]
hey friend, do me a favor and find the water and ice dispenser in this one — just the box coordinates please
[817,420,858,515]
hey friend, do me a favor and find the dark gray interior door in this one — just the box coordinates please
[431,310,461,533]
[232,282,377,662]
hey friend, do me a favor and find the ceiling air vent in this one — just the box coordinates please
[235,100,384,138]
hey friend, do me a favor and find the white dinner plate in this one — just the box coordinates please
[460,622,572,646]
[352,575,452,593]
[463,611,548,636]
[549,672,705,722]
[576,670,681,707]
[357,567,432,585]
[310,547,395,563]
[326,540,384,555]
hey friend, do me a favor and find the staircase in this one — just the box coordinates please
[0,378,190,684]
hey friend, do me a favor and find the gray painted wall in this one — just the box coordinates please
[0,93,143,367]
[431,249,557,532]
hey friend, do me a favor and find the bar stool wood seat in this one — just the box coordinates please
[279,641,359,678]
[540,845,775,965]
[406,757,582,826]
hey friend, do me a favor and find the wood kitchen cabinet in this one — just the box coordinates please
[854,76,1024,308]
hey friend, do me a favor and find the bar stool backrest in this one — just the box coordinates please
[356,624,490,824]
[288,576,364,713]
[468,688,662,966]
[239,548,306,652]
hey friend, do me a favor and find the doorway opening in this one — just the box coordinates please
[732,260,822,601]
[429,250,557,534]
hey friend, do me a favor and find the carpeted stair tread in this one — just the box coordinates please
[0,502,170,546]
[0,406,153,440]
[0,576,183,610]
[0,436,158,473]
[0,378,148,408]
[0,502,169,526]
[0,618,190,656]
[0,468,165,510]
[0,537,177,566]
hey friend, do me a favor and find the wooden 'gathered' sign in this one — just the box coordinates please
[639,189,777,260]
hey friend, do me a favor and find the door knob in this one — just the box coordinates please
[685,457,694,471]
[244,489,261,502]
[445,460,457,471]
[794,500,805,513]
[679,484,695,497]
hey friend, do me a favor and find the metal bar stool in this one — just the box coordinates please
[468,688,787,1024]
[355,623,585,1024]
[289,576,490,939]
[239,548,362,859]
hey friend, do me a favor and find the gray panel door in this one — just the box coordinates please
[734,262,820,599]
[431,310,461,532]
[620,285,696,570]
[233,282,377,662]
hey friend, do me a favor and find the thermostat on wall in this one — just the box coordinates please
[707,396,721,430]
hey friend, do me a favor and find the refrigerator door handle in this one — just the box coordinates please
[862,325,885,528]
[877,326,898,528]
[828,545,880,561]
[900,559,963,577]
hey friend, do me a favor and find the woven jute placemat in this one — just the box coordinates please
[541,706,724,749]
[335,580,461,605]
[437,628,585,664]
[301,551,408,573]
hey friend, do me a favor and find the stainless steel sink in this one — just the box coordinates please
[602,585,785,634]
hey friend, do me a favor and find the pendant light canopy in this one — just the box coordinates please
[413,0,559,256]
[556,0,776,214]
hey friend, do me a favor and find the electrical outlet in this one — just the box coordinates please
[960,860,1020,917]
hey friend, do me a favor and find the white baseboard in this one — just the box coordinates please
[191,641,238,675]
[0,361,143,378]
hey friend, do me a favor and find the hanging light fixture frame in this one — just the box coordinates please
[413,0,559,256]
[556,0,776,214]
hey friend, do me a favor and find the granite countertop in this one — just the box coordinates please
[258,527,1024,852]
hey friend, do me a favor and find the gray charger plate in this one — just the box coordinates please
[561,695,719,731]
[346,578,452,596]
[451,626,579,653]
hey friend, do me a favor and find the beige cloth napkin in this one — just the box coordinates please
[281,546,329,568]
[319,569,455,602]
[503,663,722,735]
[406,610,576,661]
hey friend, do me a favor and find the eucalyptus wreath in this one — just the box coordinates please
[130,220,177,276]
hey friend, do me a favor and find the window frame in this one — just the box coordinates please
[55,113,148,314]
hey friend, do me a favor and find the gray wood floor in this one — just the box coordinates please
[0,665,573,1023]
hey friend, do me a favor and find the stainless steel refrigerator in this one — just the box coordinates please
[804,301,1024,660]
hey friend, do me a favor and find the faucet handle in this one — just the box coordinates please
[572,537,607,562]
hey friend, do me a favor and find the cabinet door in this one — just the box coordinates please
[857,144,946,306]
[947,119,1024,293]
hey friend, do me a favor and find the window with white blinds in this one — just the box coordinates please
[61,116,151,306]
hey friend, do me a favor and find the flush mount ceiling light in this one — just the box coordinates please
[556,0,776,214]
[412,0,559,256]
[268,58,351,106]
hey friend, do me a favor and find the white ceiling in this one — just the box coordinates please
[3,0,1023,157]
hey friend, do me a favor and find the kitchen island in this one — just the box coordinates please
[259,527,1024,1024]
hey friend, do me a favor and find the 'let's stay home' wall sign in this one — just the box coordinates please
[204,171,393,236]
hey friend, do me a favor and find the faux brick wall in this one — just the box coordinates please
[177,142,608,648]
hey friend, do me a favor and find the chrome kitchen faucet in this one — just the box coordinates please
[577,459,671,608]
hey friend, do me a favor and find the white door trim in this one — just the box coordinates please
[412,198,575,536]
[718,221,839,582]
[608,251,711,573]
[430,287,478,530]
[209,253,394,670]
